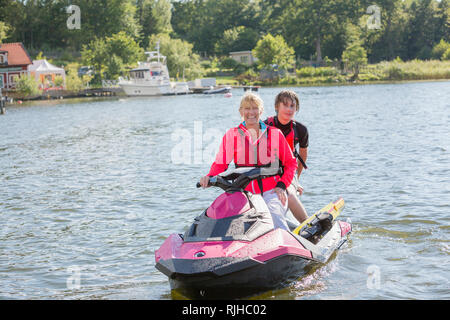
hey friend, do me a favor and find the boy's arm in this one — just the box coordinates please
[297,147,308,178]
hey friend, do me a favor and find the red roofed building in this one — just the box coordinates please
[0,42,33,90]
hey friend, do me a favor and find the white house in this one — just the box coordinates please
[229,51,257,65]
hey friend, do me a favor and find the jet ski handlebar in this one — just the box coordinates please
[196,166,282,191]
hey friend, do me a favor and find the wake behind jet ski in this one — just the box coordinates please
[155,167,352,299]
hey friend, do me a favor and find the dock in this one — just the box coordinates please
[83,87,122,97]
[25,87,124,100]
[241,85,260,92]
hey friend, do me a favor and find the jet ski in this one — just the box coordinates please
[155,167,352,299]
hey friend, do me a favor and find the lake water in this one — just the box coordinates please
[1,81,449,300]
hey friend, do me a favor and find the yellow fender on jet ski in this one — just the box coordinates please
[293,197,345,235]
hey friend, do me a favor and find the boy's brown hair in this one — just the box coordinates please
[274,90,300,113]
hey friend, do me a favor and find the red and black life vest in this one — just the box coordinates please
[266,116,308,169]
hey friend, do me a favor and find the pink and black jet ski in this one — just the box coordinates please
[155,167,352,299]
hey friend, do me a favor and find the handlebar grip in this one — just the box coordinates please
[197,177,217,188]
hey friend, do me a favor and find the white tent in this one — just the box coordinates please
[28,59,66,89]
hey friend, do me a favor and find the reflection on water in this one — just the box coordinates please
[1,81,449,299]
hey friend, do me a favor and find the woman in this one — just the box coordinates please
[264,90,309,223]
[199,92,297,230]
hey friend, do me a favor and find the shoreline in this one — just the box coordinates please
[251,78,450,88]
[3,78,449,107]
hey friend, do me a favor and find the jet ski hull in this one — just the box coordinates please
[158,254,312,299]
[155,197,351,299]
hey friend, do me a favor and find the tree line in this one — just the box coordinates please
[0,0,449,74]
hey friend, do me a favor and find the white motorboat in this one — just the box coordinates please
[118,47,190,96]
[203,86,232,94]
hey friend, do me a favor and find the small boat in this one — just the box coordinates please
[118,44,190,96]
[155,167,352,299]
[203,86,232,95]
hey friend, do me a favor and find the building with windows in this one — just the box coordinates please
[0,42,33,90]
[229,51,257,65]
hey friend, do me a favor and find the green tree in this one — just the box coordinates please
[105,54,125,79]
[263,0,351,63]
[136,0,154,47]
[0,0,13,20]
[152,0,173,35]
[136,0,173,48]
[82,32,144,80]
[3,0,449,65]
[3,0,141,51]
[442,47,450,60]
[66,72,85,92]
[341,20,368,80]
[405,0,440,59]
[171,0,205,43]
[54,75,64,87]
[431,39,450,59]
[81,38,108,80]
[107,32,145,66]
[214,26,259,56]
[104,32,144,78]
[78,0,140,40]
[436,0,450,42]
[15,74,39,97]
[2,1,75,50]
[0,21,10,43]
[342,44,368,80]
[172,0,262,55]
[252,34,295,71]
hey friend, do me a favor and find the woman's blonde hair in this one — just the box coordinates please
[239,92,264,113]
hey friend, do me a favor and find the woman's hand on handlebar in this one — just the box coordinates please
[199,175,210,188]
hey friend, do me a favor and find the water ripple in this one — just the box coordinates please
[1,82,449,299]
